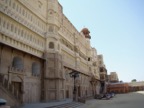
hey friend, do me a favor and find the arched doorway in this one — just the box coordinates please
[66,90,69,98]
[11,75,23,100]
[100,82,105,93]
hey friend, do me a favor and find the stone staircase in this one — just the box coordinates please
[46,102,84,108]
[0,74,21,107]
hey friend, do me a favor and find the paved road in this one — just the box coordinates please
[79,91,144,108]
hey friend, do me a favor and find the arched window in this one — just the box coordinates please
[12,57,23,70]
[0,17,1,25]
[7,22,9,30]
[49,26,54,32]
[32,62,41,76]
[89,67,91,71]
[19,7,21,13]
[94,69,96,74]
[13,2,15,9]
[3,20,6,28]
[16,4,19,12]
[18,28,20,35]
[15,26,17,33]
[11,24,13,31]
[5,0,8,4]
[9,0,11,6]
[21,30,23,37]
[58,44,60,50]
[49,42,54,49]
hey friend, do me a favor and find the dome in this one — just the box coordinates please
[81,28,90,34]
[81,28,91,39]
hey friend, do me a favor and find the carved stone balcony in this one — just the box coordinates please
[100,71,107,75]
[8,66,26,75]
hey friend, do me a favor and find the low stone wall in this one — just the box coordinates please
[0,85,20,107]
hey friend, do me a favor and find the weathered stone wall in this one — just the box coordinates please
[0,85,19,107]
[44,53,65,101]
[0,44,43,104]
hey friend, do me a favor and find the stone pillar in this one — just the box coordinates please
[21,80,24,104]
[56,80,60,100]
[44,52,65,101]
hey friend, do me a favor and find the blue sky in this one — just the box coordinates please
[58,0,144,82]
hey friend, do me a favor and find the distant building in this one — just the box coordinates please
[107,82,129,93]
[107,81,144,94]
[128,81,144,92]
[109,72,119,83]
[107,72,129,94]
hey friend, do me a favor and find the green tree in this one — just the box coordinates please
[131,79,137,82]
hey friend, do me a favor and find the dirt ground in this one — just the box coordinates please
[79,91,144,108]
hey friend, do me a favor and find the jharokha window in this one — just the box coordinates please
[99,67,104,72]
[12,56,24,70]
[32,62,41,77]
[100,75,104,80]
[49,42,54,49]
